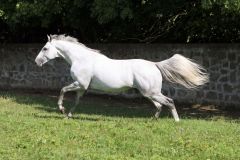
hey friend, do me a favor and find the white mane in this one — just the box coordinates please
[50,34,100,53]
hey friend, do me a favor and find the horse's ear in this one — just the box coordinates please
[47,35,51,42]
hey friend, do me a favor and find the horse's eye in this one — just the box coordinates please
[43,47,48,51]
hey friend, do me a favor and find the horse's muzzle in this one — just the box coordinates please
[35,57,44,67]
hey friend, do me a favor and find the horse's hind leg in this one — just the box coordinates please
[151,94,180,122]
[67,90,84,118]
[142,93,166,119]
[151,100,163,118]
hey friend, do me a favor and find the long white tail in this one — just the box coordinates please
[156,54,209,89]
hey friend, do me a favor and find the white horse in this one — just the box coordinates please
[35,34,209,121]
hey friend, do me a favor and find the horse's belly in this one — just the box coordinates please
[89,76,131,93]
[89,59,135,92]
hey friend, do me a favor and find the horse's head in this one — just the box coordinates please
[35,35,60,67]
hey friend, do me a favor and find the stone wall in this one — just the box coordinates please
[0,43,239,107]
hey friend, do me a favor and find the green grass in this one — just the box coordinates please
[0,91,240,160]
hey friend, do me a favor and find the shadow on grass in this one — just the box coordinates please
[33,114,104,122]
[1,91,155,118]
[1,91,240,121]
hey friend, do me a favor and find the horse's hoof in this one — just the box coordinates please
[175,118,180,122]
[59,108,65,114]
[67,113,73,118]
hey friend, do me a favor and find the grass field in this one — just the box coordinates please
[0,91,240,160]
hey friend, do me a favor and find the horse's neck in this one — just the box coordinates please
[53,41,98,65]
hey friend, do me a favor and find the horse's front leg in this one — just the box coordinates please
[57,81,82,114]
[67,90,84,118]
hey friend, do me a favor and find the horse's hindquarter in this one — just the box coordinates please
[131,60,163,94]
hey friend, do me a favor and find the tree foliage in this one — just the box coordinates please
[1,0,240,43]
